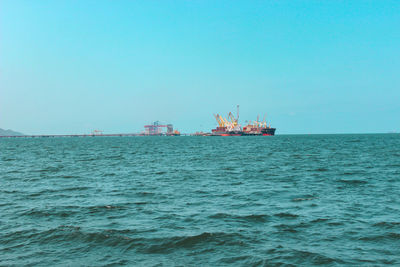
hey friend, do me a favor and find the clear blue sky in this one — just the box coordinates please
[1,0,399,134]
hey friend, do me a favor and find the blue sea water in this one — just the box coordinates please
[1,134,400,266]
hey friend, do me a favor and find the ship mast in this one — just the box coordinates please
[236,105,239,123]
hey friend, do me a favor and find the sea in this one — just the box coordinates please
[1,134,400,266]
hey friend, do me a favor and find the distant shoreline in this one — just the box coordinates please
[0,132,398,138]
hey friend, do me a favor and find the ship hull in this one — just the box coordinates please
[220,133,242,136]
[211,128,276,136]
[212,131,242,136]
[261,128,276,136]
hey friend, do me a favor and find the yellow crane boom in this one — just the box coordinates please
[214,113,224,127]
[228,112,238,126]
[220,115,229,127]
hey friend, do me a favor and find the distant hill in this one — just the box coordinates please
[0,128,24,136]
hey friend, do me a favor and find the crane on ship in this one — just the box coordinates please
[214,114,229,128]
[220,115,230,127]
[255,115,260,127]
[236,105,240,122]
[213,105,242,132]
[262,114,267,128]
[214,114,224,127]
[228,112,238,127]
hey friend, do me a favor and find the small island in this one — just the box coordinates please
[0,128,24,136]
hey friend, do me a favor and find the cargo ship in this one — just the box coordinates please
[241,127,276,136]
[211,106,276,136]
[211,127,243,136]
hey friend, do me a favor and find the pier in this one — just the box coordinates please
[0,133,189,138]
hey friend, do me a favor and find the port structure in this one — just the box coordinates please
[0,122,182,138]
[91,129,103,135]
[144,121,179,136]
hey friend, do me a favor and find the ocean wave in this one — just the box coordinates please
[102,172,116,177]
[20,208,77,218]
[315,168,328,172]
[273,224,299,233]
[291,195,316,202]
[209,213,269,223]
[60,175,78,178]
[141,232,246,253]
[327,221,344,226]
[28,186,90,197]
[136,191,156,197]
[2,157,17,161]
[359,232,400,241]
[1,226,136,249]
[347,139,362,143]
[224,248,346,266]
[87,205,128,213]
[373,221,400,228]
[33,166,64,173]
[5,169,21,174]
[337,179,368,185]
[62,186,91,192]
[2,226,248,256]
[288,249,344,265]
[311,218,329,223]
[219,255,252,264]
[274,212,299,218]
